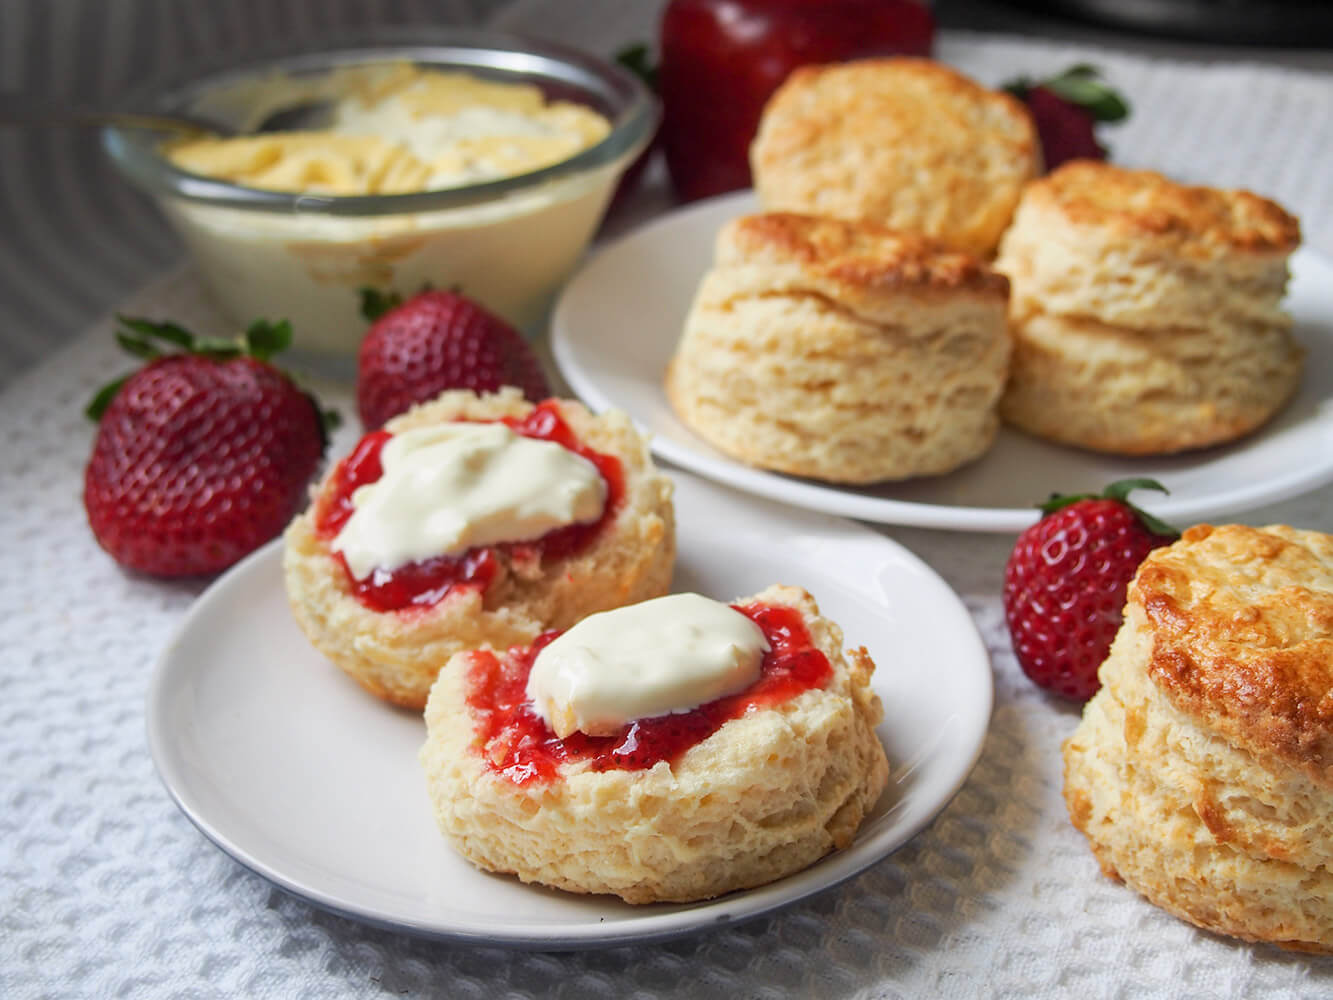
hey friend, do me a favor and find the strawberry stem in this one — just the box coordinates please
[1038,478,1178,538]
[84,375,130,421]
[615,42,658,91]
[1003,64,1130,123]
[239,318,293,362]
[85,315,337,431]
[359,287,403,323]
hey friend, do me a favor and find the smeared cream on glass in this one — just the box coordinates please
[526,593,770,739]
[166,64,611,195]
[333,422,606,580]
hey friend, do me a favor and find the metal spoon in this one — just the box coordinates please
[0,92,334,136]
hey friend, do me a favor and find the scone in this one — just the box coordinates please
[665,211,1011,483]
[995,161,1304,455]
[1063,523,1333,953]
[750,58,1041,257]
[284,388,675,710]
[420,585,890,903]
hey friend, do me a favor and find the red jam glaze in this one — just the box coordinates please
[465,602,834,785]
[313,403,624,612]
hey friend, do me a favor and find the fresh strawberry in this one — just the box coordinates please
[1003,64,1130,171]
[356,289,549,430]
[1003,478,1177,702]
[84,316,334,577]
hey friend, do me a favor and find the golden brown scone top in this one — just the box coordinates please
[750,58,1040,256]
[1131,523,1333,787]
[718,212,1010,299]
[1025,161,1302,257]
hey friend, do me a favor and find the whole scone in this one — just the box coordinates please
[420,584,889,904]
[996,161,1304,455]
[750,58,1041,257]
[284,388,675,710]
[665,212,1011,484]
[1063,523,1333,953]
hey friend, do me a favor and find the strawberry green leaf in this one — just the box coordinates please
[188,336,244,360]
[1044,76,1129,123]
[84,374,131,422]
[243,318,293,361]
[360,287,403,323]
[318,401,342,437]
[93,312,335,439]
[1037,478,1178,538]
[1103,478,1177,538]
[1002,64,1130,123]
[1102,477,1168,505]
[113,329,163,361]
[116,315,196,350]
[615,42,658,91]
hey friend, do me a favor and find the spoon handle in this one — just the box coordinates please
[0,92,219,134]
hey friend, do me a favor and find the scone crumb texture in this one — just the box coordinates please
[420,584,889,902]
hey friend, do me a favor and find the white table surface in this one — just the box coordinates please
[4,4,1333,997]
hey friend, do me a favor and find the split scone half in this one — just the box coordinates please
[419,585,889,904]
[1064,523,1333,953]
[995,161,1303,455]
[666,212,1011,484]
[283,388,675,710]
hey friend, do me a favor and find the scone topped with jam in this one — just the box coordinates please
[420,585,889,903]
[283,388,675,709]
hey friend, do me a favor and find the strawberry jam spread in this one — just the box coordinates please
[314,402,623,612]
[466,603,833,784]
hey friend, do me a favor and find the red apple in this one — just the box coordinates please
[658,0,935,203]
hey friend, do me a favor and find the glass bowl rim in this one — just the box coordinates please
[101,26,659,217]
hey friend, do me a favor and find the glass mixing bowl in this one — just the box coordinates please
[104,29,658,375]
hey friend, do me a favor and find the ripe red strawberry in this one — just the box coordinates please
[84,316,333,577]
[356,289,549,430]
[1003,479,1177,702]
[1024,85,1105,167]
[1003,64,1130,171]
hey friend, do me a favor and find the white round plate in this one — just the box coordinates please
[148,470,992,950]
[552,191,1333,532]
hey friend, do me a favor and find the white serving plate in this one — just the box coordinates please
[553,191,1333,532]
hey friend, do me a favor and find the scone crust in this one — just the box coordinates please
[995,161,1303,455]
[719,211,1011,302]
[1062,522,1333,953]
[995,312,1304,456]
[283,388,675,709]
[419,584,890,904]
[1063,681,1333,954]
[750,58,1040,257]
[666,212,1012,483]
[1021,160,1301,259]
[1132,523,1333,787]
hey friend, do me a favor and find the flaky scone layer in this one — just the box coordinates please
[995,161,1303,455]
[420,584,889,904]
[1062,524,1333,953]
[666,213,1011,483]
